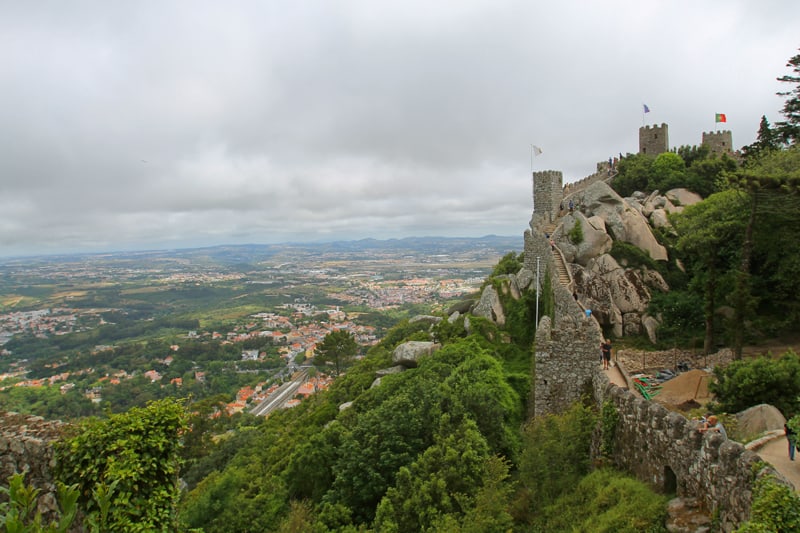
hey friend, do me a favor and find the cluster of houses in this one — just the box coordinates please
[0,307,103,345]
[331,277,482,309]
[2,305,370,415]
[221,374,335,415]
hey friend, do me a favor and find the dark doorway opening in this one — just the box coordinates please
[664,465,677,495]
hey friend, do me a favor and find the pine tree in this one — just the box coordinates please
[314,330,358,376]
[776,49,800,145]
[742,115,779,161]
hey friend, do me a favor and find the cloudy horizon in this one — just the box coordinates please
[1,1,798,258]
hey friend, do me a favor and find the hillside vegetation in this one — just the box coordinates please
[4,48,800,533]
[615,141,800,357]
[169,310,667,532]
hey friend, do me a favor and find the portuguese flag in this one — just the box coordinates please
[715,113,727,123]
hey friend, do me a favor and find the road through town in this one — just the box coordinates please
[250,369,308,417]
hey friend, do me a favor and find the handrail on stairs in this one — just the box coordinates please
[551,242,574,293]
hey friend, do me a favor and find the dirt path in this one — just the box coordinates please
[603,364,627,388]
[751,436,800,490]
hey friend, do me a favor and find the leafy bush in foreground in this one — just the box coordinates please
[55,399,187,532]
[533,469,668,533]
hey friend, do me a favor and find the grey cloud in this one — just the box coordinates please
[0,1,798,256]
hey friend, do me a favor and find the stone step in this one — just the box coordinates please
[552,250,571,286]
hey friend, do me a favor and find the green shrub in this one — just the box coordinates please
[600,400,619,458]
[533,469,668,533]
[709,351,800,417]
[647,290,705,348]
[610,240,657,270]
[55,399,188,532]
[0,473,79,533]
[497,281,538,348]
[516,402,597,513]
[788,414,800,437]
[568,220,584,245]
[736,474,800,532]
[491,251,524,277]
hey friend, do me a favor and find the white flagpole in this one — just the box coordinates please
[531,145,535,212]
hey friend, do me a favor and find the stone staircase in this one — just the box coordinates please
[544,223,572,287]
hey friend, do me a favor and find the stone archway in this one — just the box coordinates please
[664,465,677,495]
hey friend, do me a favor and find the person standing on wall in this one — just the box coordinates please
[785,423,797,461]
[601,339,612,370]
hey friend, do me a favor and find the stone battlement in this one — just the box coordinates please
[639,123,669,155]
[702,130,734,155]
[562,165,613,198]
[532,170,563,225]
[591,374,790,531]
[0,412,67,525]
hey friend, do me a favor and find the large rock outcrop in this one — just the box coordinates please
[548,181,685,340]
[472,285,506,326]
[571,253,663,337]
[555,213,613,266]
[625,188,704,232]
[665,188,703,207]
[392,341,440,368]
[572,181,668,261]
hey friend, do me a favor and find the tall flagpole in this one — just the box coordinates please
[531,144,535,213]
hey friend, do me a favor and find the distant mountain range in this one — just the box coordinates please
[1,235,520,268]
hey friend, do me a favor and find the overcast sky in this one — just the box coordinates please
[1,1,798,257]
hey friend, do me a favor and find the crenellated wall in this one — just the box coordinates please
[639,123,669,155]
[562,162,614,199]
[524,223,603,418]
[527,153,788,530]
[0,412,67,525]
[702,130,734,155]
[532,170,563,224]
[533,165,615,225]
[589,375,791,532]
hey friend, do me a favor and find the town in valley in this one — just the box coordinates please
[0,236,517,418]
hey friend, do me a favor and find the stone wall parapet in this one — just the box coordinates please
[591,376,792,531]
[0,412,67,525]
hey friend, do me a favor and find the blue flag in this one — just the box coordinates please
[643,104,650,113]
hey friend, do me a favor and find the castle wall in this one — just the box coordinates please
[639,123,669,155]
[589,376,787,532]
[562,165,613,198]
[524,226,602,418]
[527,153,783,530]
[702,130,734,155]
[0,412,66,524]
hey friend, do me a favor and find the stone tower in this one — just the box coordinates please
[532,170,563,225]
[639,123,669,155]
[702,130,734,156]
